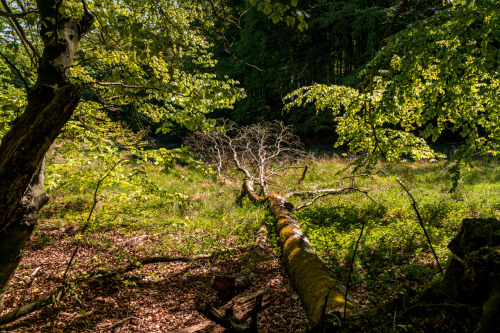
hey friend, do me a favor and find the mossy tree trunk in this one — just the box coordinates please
[267,192,354,328]
[188,122,357,329]
[0,0,93,312]
[242,179,355,329]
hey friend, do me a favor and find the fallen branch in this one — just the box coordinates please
[197,290,267,333]
[0,287,64,326]
[0,251,228,327]
[396,178,443,275]
[84,251,234,282]
[287,187,379,211]
[172,287,270,333]
[197,304,249,332]
[101,316,141,332]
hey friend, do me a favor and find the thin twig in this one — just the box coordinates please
[62,159,124,280]
[0,9,36,18]
[291,187,379,210]
[396,178,443,275]
[344,218,366,319]
[205,0,265,72]
[297,165,308,185]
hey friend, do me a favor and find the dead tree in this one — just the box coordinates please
[187,121,360,329]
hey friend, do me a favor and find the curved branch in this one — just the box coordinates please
[0,50,29,92]
[1,0,40,60]
[0,251,226,326]
[289,187,379,211]
[84,81,190,97]
[0,9,36,18]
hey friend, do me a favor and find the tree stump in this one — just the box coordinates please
[443,218,500,332]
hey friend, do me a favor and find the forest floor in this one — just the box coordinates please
[2,149,500,332]
[1,224,309,332]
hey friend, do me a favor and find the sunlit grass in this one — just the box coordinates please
[39,149,500,304]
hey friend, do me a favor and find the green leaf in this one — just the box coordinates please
[263,4,273,15]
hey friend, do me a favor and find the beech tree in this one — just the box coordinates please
[0,0,245,311]
[285,0,500,180]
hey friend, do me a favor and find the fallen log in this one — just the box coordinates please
[240,180,356,328]
[0,287,64,326]
[188,122,358,329]
[267,192,355,328]
[197,291,265,333]
[172,287,270,333]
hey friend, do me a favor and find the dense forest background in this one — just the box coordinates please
[211,0,441,136]
[113,0,442,142]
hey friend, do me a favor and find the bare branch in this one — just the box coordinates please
[1,0,40,60]
[84,81,190,96]
[0,9,36,18]
[63,159,124,280]
[290,187,379,211]
[344,218,366,319]
[396,178,443,275]
[205,0,265,72]
[186,120,305,196]
[206,0,241,29]
[102,317,141,332]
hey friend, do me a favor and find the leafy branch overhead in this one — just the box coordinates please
[0,0,246,141]
[248,0,308,30]
[285,0,500,178]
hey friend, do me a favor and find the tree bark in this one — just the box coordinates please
[0,0,93,312]
[267,192,355,328]
[442,218,500,332]
[241,179,356,328]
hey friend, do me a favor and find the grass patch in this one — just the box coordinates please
[39,149,500,310]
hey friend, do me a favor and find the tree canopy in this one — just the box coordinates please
[0,0,245,142]
[285,0,500,180]
[213,0,441,135]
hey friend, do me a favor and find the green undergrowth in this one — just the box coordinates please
[39,145,266,256]
[38,145,500,311]
[285,157,500,307]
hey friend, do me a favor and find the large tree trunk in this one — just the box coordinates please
[0,0,93,312]
[0,158,50,312]
[241,180,355,329]
[267,192,355,329]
